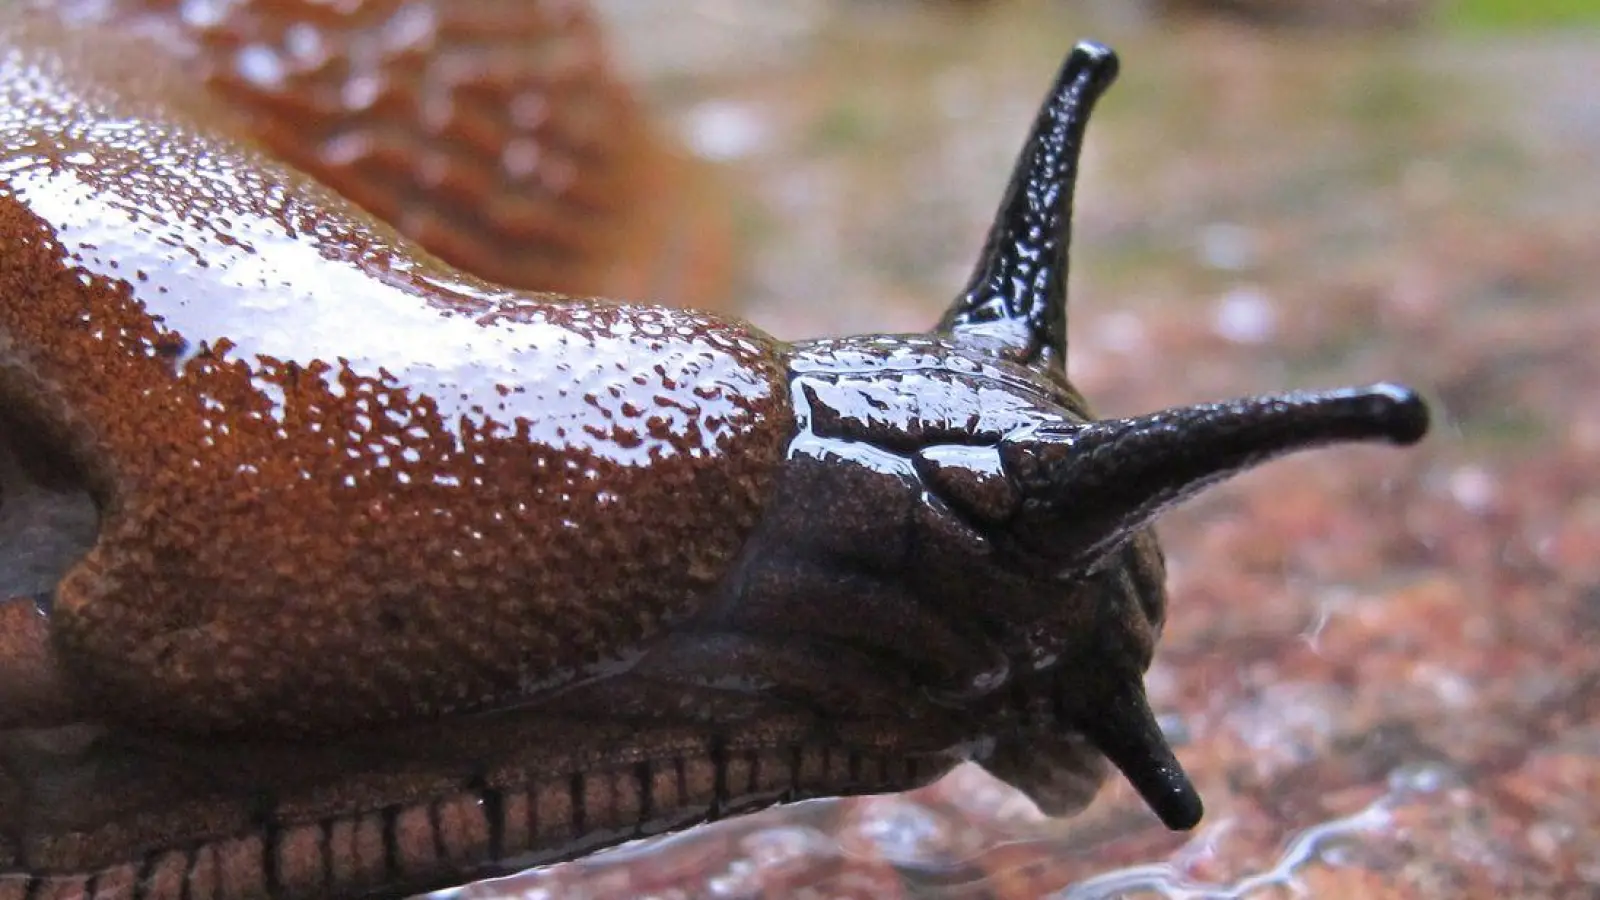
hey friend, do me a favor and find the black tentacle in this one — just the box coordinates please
[938,41,1119,370]
[1001,384,1429,573]
[1069,676,1202,830]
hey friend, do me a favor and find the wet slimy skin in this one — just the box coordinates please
[0,7,789,737]
[34,0,732,306]
[0,8,1430,899]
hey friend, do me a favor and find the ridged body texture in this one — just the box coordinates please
[37,0,731,303]
[0,8,792,733]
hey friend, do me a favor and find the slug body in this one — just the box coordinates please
[26,0,733,305]
[0,7,1430,900]
[0,7,790,736]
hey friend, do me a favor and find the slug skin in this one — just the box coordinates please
[0,11,1433,899]
[33,0,733,307]
[0,8,792,732]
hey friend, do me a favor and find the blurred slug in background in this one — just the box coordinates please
[0,1,1429,898]
[24,0,735,307]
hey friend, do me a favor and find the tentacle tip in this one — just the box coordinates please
[1068,40,1120,93]
[1147,770,1205,830]
[1365,382,1431,446]
[1070,40,1120,83]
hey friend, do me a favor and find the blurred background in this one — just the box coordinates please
[442,1,1599,896]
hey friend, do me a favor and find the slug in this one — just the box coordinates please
[21,0,732,308]
[0,5,1431,899]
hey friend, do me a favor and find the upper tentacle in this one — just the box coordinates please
[937,41,1119,371]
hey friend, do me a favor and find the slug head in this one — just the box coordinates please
[722,43,1428,831]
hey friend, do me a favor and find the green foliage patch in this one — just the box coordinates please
[1446,0,1600,28]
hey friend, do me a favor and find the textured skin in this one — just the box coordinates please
[34,0,731,305]
[0,8,791,734]
[0,19,1431,900]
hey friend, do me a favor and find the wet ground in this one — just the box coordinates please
[436,2,1599,897]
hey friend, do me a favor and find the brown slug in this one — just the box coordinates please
[0,6,1430,899]
[25,0,733,307]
